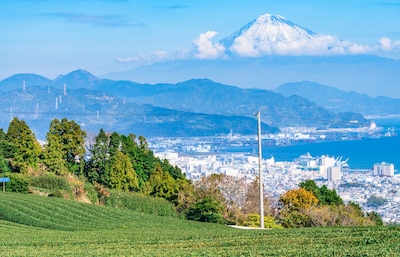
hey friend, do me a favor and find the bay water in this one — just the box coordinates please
[263,118,400,170]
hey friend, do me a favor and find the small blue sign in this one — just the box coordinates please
[0,177,10,183]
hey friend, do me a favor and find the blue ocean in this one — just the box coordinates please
[262,118,400,170]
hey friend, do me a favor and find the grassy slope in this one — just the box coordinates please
[0,192,399,257]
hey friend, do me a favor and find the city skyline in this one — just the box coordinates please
[1,0,400,81]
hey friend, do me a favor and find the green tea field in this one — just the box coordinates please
[0,192,399,256]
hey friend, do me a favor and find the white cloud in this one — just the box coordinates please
[376,37,400,52]
[230,37,263,57]
[228,33,400,57]
[192,31,226,59]
[116,33,400,68]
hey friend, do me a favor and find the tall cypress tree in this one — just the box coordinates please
[41,133,68,175]
[6,117,41,173]
[86,129,110,185]
[108,151,139,191]
[47,118,87,174]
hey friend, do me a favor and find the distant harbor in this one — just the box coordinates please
[150,122,399,171]
[153,139,400,223]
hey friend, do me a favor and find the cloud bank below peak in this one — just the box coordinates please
[195,14,400,59]
[116,13,400,65]
[193,32,400,59]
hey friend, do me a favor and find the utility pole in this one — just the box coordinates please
[257,111,264,228]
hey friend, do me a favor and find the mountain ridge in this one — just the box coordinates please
[0,69,372,139]
[105,55,400,98]
[273,81,400,115]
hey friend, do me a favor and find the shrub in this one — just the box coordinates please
[280,211,312,228]
[244,214,282,228]
[84,182,99,204]
[186,197,225,224]
[104,190,177,217]
[29,173,71,192]
[1,172,29,193]
[48,189,63,198]
[366,211,384,226]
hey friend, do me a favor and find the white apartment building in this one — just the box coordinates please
[373,162,395,177]
[327,166,342,181]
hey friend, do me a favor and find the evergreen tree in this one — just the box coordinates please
[108,132,121,156]
[299,180,320,199]
[299,180,343,206]
[143,162,179,202]
[120,134,156,187]
[0,154,11,174]
[120,134,148,187]
[108,151,139,191]
[160,159,185,180]
[6,117,41,173]
[318,185,344,206]
[47,118,87,174]
[366,211,383,225]
[41,133,68,175]
[86,129,110,185]
[186,197,225,223]
[137,135,156,181]
[0,128,6,156]
[0,129,10,173]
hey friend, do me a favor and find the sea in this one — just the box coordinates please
[262,117,400,171]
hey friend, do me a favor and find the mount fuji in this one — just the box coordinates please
[220,14,321,56]
[107,13,400,98]
[218,13,368,57]
[222,14,315,45]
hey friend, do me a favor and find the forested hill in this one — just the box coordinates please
[0,70,369,139]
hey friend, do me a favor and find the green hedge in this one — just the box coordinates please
[29,173,71,192]
[104,190,178,217]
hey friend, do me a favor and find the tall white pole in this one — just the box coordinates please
[257,111,264,228]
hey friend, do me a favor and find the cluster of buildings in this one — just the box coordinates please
[152,133,399,224]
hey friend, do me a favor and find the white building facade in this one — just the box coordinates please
[373,162,395,177]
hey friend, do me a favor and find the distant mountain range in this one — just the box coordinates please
[273,81,400,116]
[0,70,374,139]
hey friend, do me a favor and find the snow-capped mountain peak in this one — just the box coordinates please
[195,12,398,59]
[221,13,316,47]
[218,13,347,57]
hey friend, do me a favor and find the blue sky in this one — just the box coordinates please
[1,0,400,79]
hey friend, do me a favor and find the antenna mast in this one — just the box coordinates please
[257,111,264,229]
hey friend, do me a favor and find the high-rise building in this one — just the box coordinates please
[327,166,341,181]
[373,162,394,177]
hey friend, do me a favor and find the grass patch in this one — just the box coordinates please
[104,190,178,217]
[0,192,399,256]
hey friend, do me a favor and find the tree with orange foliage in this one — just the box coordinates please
[279,187,319,211]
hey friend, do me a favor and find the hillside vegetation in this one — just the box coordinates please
[0,192,399,257]
[0,117,385,228]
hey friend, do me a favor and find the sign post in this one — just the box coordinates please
[0,177,10,192]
